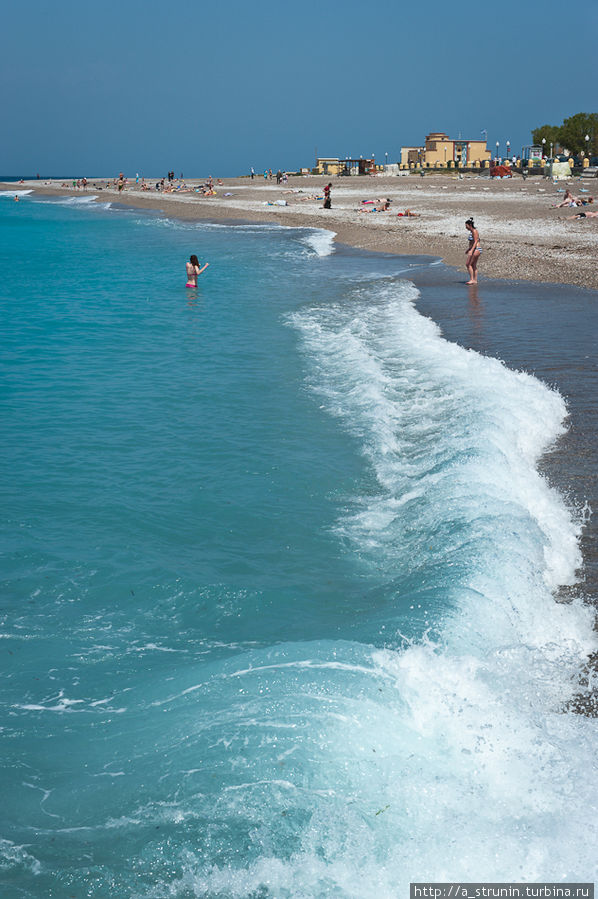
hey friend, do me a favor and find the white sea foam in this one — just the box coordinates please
[182,279,596,893]
[300,228,337,257]
[0,839,41,876]
[0,189,33,197]
[13,688,127,714]
[56,194,99,204]
[131,216,287,234]
[126,212,335,258]
[132,281,598,898]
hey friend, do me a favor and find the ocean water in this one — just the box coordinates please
[1,192,597,898]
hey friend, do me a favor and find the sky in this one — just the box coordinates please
[2,0,596,177]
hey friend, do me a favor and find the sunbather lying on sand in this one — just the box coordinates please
[553,189,576,207]
[553,190,593,208]
[569,210,598,219]
[359,202,392,213]
[360,197,391,208]
[397,209,419,217]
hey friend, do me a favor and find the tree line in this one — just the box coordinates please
[532,113,598,158]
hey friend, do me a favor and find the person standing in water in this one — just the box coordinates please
[465,217,481,284]
[185,254,209,287]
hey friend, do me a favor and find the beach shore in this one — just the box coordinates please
[4,173,597,289]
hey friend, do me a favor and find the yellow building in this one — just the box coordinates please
[316,157,376,175]
[316,157,343,175]
[401,133,491,168]
[400,146,423,166]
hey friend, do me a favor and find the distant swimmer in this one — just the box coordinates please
[14,195,20,202]
[186,254,209,287]
[465,217,481,284]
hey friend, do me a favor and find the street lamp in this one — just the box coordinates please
[585,134,590,157]
[385,151,388,168]
[542,137,546,159]
[506,139,510,160]
[496,140,499,161]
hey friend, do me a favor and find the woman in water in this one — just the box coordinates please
[185,254,209,288]
[465,217,481,284]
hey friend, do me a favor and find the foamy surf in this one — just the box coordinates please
[242,278,598,891]
[105,277,598,897]
[300,228,337,257]
[55,194,100,204]
[132,216,336,257]
[0,189,33,197]
[40,194,115,211]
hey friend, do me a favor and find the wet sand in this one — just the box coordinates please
[4,172,598,289]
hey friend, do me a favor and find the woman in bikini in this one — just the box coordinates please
[465,217,481,284]
[185,254,209,288]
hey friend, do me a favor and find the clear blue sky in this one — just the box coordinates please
[2,0,596,177]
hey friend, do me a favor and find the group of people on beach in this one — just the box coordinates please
[552,189,594,208]
[97,172,227,196]
[251,168,289,183]
[61,178,88,189]
[359,198,392,212]
[550,188,598,219]
[357,198,420,217]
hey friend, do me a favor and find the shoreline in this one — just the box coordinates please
[4,173,598,289]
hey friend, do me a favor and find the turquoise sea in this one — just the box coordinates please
[1,191,597,897]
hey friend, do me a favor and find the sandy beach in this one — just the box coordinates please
[5,172,598,289]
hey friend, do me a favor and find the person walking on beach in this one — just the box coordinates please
[465,217,481,284]
[185,254,209,287]
[323,183,332,209]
